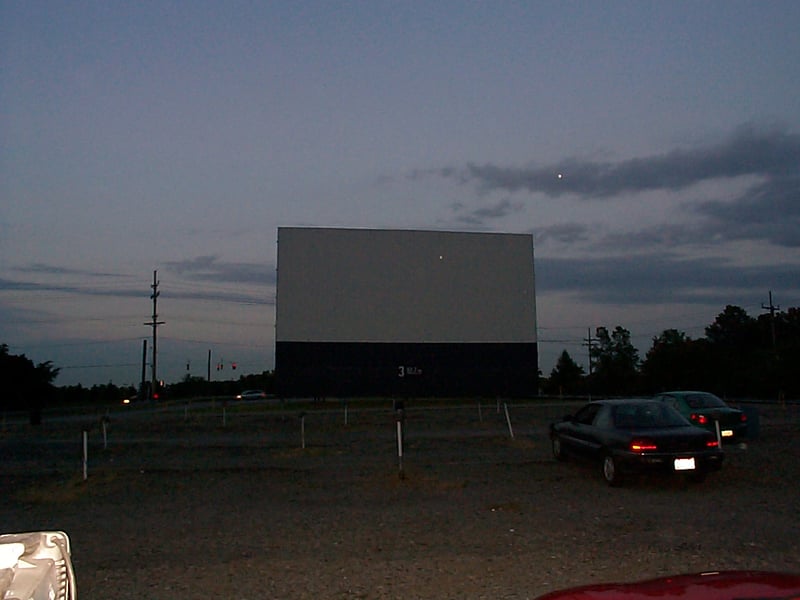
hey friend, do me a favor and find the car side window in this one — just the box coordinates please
[593,406,614,429]
[574,404,601,425]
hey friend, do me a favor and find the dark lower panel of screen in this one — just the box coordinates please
[275,341,539,398]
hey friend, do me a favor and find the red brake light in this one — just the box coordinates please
[740,413,748,422]
[706,439,720,448]
[630,440,658,452]
[691,413,708,425]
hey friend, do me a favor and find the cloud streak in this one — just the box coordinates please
[165,255,276,287]
[438,125,800,250]
[444,126,799,198]
[537,253,800,306]
[0,257,275,306]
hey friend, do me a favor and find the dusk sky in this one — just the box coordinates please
[2,2,799,387]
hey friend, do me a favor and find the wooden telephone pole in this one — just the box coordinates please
[145,270,165,399]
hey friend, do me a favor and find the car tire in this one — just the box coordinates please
[602,454,624,487]
[552,436,566,461]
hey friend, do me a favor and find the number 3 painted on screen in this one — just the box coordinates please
[398,366,405,378]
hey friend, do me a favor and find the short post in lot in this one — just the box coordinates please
[396,416,404,479]
[504,403,515,439]
[82,430,88,481]
[101,419,108,450]
[395,401,405,479]
[300,412,306,449]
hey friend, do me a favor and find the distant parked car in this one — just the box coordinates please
[236,390,266,400]
[534,570,800,599]
[654,391,748,442]
[549,398,723,486]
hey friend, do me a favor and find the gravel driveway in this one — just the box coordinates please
[2,399,799,599]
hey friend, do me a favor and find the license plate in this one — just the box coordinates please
[674,457,696,471]
[721,430,733,437]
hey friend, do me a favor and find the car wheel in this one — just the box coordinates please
[602,454,623,486]
[552,436,566,461]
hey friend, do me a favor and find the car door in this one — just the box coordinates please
[562,403,603,458]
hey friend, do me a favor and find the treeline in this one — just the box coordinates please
[50,371,276,407]
[1,343,276,420]
[2,303,798,420]
[543,304,799,400]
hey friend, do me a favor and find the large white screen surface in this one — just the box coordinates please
[276,227,536,343]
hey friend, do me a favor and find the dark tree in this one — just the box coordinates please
[704,305,760,396]
[641,329,713,392]
[0,344,60,424]
[590,326,640,395]
[546,350,585,396]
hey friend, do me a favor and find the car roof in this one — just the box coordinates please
[587,398,660,406]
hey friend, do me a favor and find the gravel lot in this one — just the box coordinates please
[2,399,799,599]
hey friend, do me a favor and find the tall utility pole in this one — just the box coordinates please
[582,327,596,399]
[582,327,596,378]
[762,290,780,354]
[145,270,166,398]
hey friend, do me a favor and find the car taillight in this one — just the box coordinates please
[740,413,748,422]
[706,439,720,448]
[630,440,658,452]
[690,413,708,425]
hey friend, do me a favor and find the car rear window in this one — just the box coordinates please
[614,403,688,428]
[685,393,726,409]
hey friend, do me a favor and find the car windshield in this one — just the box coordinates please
[683,393,726,409]
[613,402,688,429]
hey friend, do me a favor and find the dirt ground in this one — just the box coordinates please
[2,399,799,599]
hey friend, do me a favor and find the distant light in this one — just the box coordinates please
[439,255,443,260]
[557,173,563,179]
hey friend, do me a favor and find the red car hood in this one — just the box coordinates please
[535,570,800,599]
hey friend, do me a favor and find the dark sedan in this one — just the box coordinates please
[550,399,724,486]
[654,391,748,442]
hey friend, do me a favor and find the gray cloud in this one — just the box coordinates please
[165,255,277,286]
[453,198,523,225]
[443,126,799,199]
[537,253,800,306]
[695,175,800,247]
[0,276,142,298]
[14,264,127,278]
[535,223,592,245]
[440,125,800,249]
[0,256,275,306]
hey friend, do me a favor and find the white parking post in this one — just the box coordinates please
[504,403,515,439]
[82,430,88,481]
[396,419,404,479]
